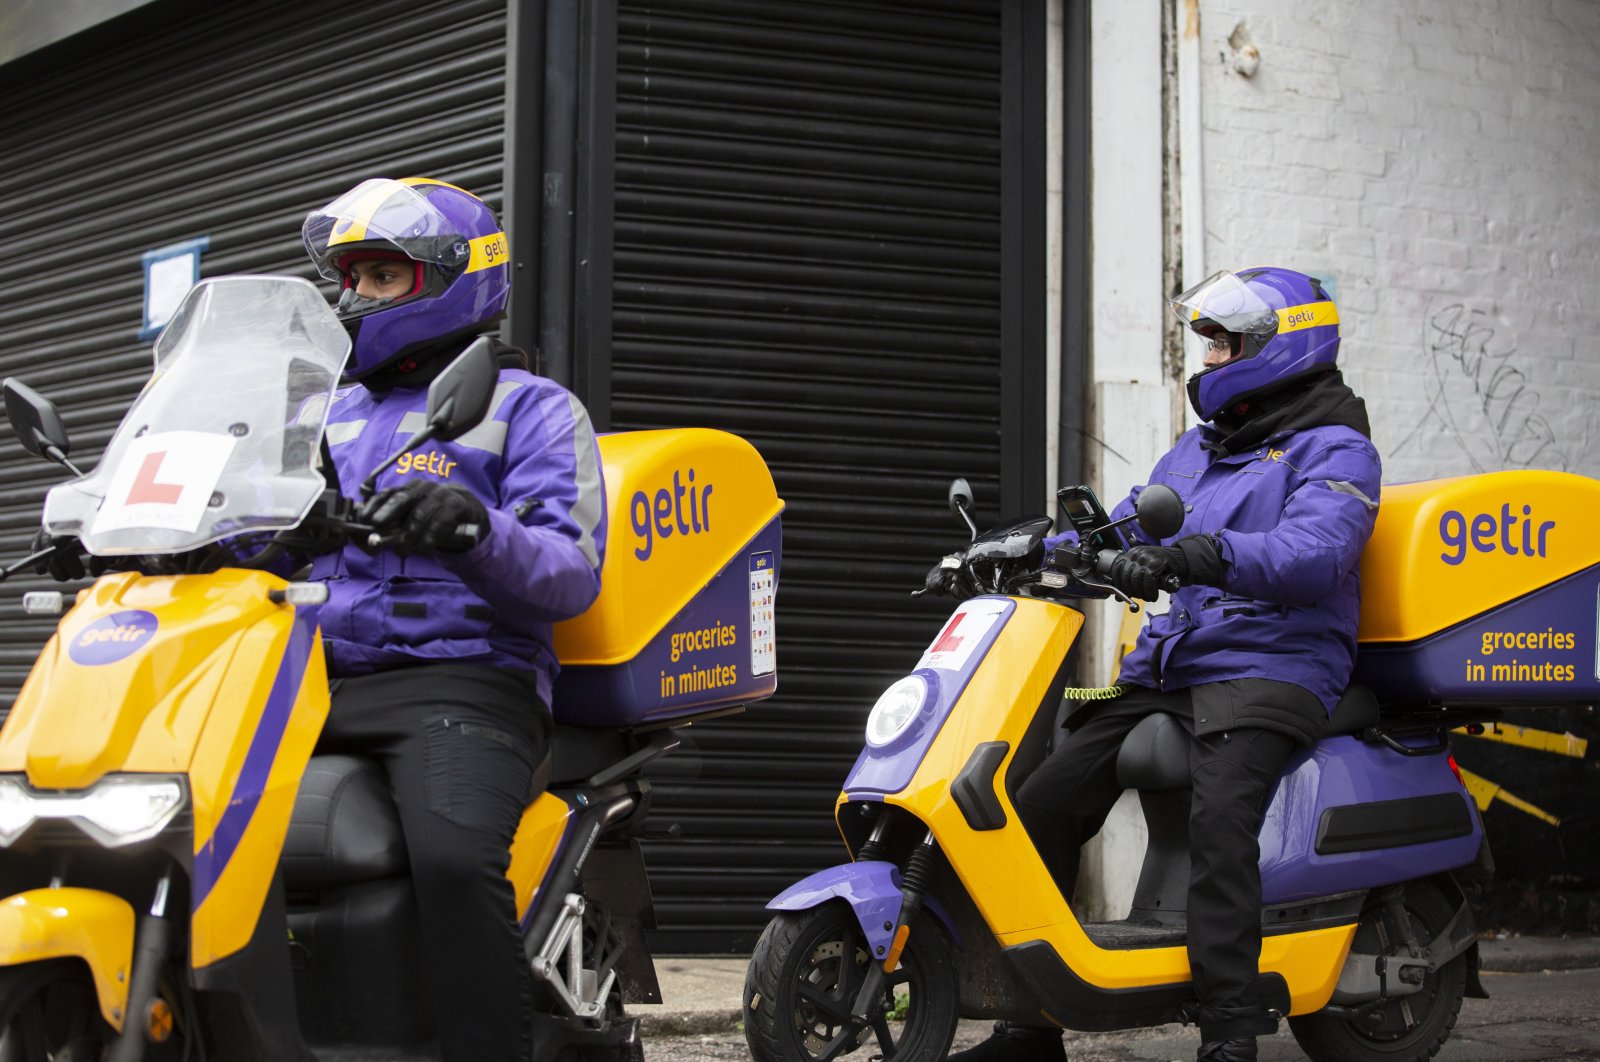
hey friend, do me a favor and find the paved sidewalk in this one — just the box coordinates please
[633,957,749,1037]
[635,935,1600,1037]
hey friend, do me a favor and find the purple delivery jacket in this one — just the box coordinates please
[313,366,607,707]
[1070,386,1381,716]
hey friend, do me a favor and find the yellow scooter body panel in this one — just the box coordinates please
[0,569,329,970]
[553,428,784,667]
[0,888,134,1030]
[507,791,575,923]
[872,597,1354,1016]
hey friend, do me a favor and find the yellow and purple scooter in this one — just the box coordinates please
[744,470,1599,1062]
[0,275,784,1061]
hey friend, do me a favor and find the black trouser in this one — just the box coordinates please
[1014,683,1298,1040]
[323,663,552,1062]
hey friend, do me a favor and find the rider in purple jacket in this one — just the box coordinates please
[300,177,606,1062]
[953,268,1380,1062]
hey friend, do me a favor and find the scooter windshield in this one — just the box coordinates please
[42,276,349,556]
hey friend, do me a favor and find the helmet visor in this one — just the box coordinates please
[302,178,473,281]
[1169,270,1279,336]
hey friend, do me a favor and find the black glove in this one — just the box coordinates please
[917,555,964,598]
[1109,545,1184,600]
[1108,535,1226,600]
[1172,533,1225,588]
[30,529,87,582]
[361,480,490,555]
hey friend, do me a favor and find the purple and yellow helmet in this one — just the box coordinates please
[1172,267,1339,421]
[302,177,510,381]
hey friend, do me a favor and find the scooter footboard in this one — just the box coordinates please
[766,860,960,960]
[0,888,134,1029]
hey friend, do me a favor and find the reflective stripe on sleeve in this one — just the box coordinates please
[1325,479,1377,510]
[397,381,524,456]
[565,393,604,570]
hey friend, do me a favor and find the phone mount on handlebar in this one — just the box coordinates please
[1056,485,1128,553]
[1051,483,1188,611]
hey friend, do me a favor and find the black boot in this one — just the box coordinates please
[1196,1038,1257,1062]
[945,1021,1066,1062]
[1194,1002,1274,1062]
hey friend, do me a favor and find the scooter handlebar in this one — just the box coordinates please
[1093,548,1182,595]
[365,523,482,551]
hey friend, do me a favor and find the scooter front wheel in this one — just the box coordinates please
[0,959,111,1062]
[743,902,957,1062]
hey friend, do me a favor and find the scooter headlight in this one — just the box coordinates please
[0,774,186,848]
[865,675,932,748]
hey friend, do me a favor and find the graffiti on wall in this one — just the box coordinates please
[1392,303,1572,473]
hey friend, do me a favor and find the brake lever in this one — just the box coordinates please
[1072,571,1142,614]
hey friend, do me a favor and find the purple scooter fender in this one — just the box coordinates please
[766,860,960,961]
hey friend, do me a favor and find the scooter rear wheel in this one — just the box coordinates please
[0,959,110,1062]
[743,902,957,1062]
[1287,879,1466,1062]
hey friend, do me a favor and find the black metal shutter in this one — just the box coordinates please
[607,0,1010,951]
[0,0,506,712]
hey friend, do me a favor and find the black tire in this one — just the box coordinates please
[0,960,112,1062]
[1289,879,1467,1062]
[743,903,958,1062]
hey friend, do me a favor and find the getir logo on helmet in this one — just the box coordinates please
[1278,301,1339,333]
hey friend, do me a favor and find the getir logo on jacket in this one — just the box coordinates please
[68,611,159,666]
[396,450,457,478]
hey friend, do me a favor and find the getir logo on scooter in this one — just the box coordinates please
[631,469,713,561]
[1438,504,1554,566]
[68,610,159,666]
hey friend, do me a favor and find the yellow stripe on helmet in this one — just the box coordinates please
[324,181,408,248]
[1276,300,1340,334]
[401,176,478,197]
[466,231,510,273]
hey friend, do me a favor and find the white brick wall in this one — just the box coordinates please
[1076,0,1600,922]
[1195,0,1600,483]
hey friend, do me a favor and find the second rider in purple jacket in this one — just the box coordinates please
[300,177,606,1062]
[953,268,1382,1062]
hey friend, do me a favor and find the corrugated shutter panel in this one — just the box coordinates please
[0,0,506,712]
[610,0,1006,951]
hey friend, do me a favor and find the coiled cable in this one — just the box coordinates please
[1061,684,1128,701]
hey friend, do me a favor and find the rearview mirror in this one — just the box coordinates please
[1135,483,1185,540]
[3,378,80,475]
[946,477,978,540]
[946,478,973,516]
[425,336,499,442]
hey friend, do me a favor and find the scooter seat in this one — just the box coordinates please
[1116,712,1190,791]
[282,755,408,889]
[281,733,636,892]
[1325,684,1379,735]
[548,724,629,786]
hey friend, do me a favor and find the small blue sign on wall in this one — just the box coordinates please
[140,237,209,340]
